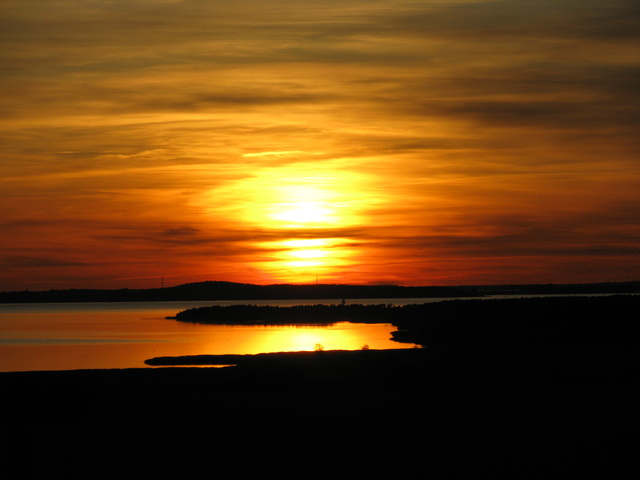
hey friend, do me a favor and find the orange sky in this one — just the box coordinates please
[1,0,639,290]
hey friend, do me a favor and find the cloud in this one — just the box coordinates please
[2,256,87,268]
[160,226,200,236]
[383,0,640,41]
[0,0,638,288]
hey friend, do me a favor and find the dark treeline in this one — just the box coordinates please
[0,281,471,303]
[1,279,639,303]
[465,281,640,296]
[175,295,640,351]
[174,302,402,325]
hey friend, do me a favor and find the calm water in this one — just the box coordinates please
[0,298,441,372]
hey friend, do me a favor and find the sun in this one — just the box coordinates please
[263,183,341,228]
[271,201,332,226]
[203,162,377,282]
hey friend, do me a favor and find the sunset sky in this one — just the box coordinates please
[1,0,639,290]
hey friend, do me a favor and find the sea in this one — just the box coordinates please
[0,297,441,372]
[0,293,626,372]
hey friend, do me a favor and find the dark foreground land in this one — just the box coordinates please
[2,295,639,478]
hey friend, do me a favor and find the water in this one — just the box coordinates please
[0,298,435,372]
[5,293,624,372]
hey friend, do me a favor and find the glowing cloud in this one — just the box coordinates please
[0,0,638,289]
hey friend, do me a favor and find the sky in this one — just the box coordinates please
[1,0,639,290]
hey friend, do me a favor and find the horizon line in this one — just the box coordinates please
[2,279,639,294]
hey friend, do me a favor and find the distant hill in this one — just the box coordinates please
[0,280,638,303]
[458,281,640,296]
[0,281,469,303]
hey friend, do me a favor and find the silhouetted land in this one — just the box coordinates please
[0,281,468,303]
[172,302,411,324]
[1,279,639,303]
[1,295,639,477]
[172,295,639,350]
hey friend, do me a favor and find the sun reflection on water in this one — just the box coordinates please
[241,322,387,354]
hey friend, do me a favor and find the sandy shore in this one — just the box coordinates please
[2,347,638,478]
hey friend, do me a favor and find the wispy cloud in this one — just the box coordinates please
[1,0,638,289]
